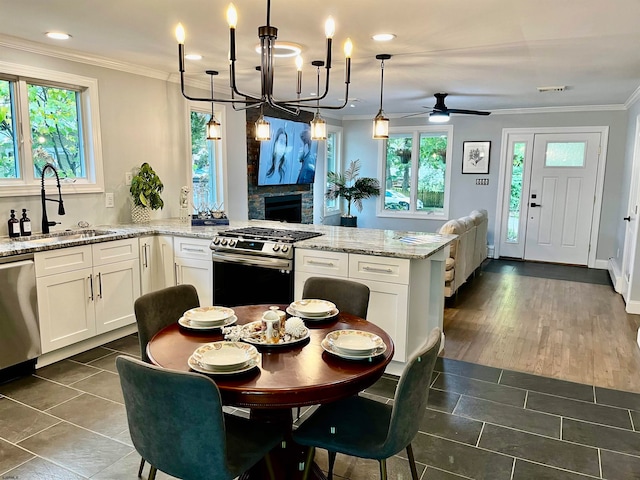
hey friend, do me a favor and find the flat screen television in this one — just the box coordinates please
[257,116,319,186]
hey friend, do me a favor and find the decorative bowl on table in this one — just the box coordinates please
[189,341,260,375]
[288,299,339,320]
[183,306,235,327]
[322,330,387,360]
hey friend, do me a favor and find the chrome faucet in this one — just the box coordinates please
[41,163,65,234]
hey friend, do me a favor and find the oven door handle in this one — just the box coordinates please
[211,252,292,270]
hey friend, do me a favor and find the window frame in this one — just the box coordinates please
[377,124,453,219]
[186,101,226,213]
[324,125,343,217]
[0,61,104,196]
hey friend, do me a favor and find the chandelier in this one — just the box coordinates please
[175,0,353,141]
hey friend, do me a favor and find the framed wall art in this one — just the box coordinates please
[462,141,491,174]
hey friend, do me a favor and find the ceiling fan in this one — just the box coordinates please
[414,93,491,123]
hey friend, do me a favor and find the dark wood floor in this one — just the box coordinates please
[444,259,640,393]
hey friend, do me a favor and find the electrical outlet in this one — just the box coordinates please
[475,178,489,186]
[105,192,115,208]
[125,172,133,185]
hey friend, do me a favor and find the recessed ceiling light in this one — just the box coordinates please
[372,33,396,42]
[254,41,302,58]
[46,32,71,40]
[185,53,203,61]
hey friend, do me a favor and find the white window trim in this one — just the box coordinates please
[185,101,227,209]
[0,60,104,196]
[324,125,343,217]
[377,124,453,219]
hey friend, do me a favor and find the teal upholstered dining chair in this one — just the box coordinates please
[134,284,200,477]
[116,356,284,480]
[293,327,441,480]
[302,277,370,319]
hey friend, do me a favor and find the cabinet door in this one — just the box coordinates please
[37,267,95,353]
[94,259,141,335]
[175,257,212,306]
[139,236,154,295]
[157,235,175,289]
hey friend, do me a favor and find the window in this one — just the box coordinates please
[378,125,453,218]
[507,142,526,242]
[189,105,224,215]
[324,125,342,216]
[0,61,103,196]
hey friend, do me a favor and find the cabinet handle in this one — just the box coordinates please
[363,266,394,274]
[308,260,335,267]
[175,263,180,284]
[88,275,94,301]
[98,272,103,299]
[143,244,149,268]
[183,247,205,253]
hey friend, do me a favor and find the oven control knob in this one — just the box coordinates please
[220,239,228,246]
[212,237,220,245]
[272,244,280,252]
[281,245,290,253]
[229,239,236,247]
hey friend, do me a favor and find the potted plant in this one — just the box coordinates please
[326,159,381,227]
[129,162,164,223]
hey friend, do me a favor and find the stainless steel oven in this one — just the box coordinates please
[210,227,322,307]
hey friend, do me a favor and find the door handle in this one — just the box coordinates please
[530,203,541,207]
[88,275,94,301]
[624,216,631,222]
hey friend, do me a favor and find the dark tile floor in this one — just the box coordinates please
[482,259,612,286]
[1,335,639,479]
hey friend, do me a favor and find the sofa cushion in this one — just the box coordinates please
[445,257,455,270]
[470,209,487,226]
[438,219,463,257]
[444,268,455,282]
[459,216,475,230]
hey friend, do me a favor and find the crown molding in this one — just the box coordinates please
[625,85,640,109]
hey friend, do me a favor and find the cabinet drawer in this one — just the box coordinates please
[93,238,139,266]
[174,237,212,260]
[295,248,348,277]
[349,254,410,285]
[35,246,92,277]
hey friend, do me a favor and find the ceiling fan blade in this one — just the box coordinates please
[400,111,432,119]
[446,108,491,116]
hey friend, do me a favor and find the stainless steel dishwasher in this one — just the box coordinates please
[0,254,40,379]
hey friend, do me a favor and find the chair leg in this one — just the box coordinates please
[301,446,315,480]
[327,451,336,480]
[264,451,276,480]
[138,458,145,477]
[406,443,419,480]
[148,466,157,480]
[379,458,388,480]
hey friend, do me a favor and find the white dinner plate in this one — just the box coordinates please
[192,342,257,369]
[289,299,336,317]
[326,329,384,355]
[286,306,339,321]
[178,315,237,331]
[321,337,387,360]
[188,354,260,375]
[184,306,235,323]
[240,320,310,347]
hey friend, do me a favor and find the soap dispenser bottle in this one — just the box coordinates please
[19,209,31,236]
[8,210,20,238]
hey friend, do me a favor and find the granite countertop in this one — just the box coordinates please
[0,219,455,260]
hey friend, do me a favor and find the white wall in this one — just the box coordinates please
[342,110,628,262]
[0,45,249,230]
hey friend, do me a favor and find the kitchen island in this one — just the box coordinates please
[0,219,454,374]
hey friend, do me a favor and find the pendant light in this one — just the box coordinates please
[205,71,222,140]
[373,54,391,139]
[255,106,271,141]
[310,60,327,140]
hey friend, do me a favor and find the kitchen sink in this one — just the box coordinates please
[12,229,116,245]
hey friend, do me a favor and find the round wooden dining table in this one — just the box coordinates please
[146,304,395,409]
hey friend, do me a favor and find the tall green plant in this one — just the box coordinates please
[130,162,164,210]
[326,159,381,216]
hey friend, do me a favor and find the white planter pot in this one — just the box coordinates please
[131,204,151,223]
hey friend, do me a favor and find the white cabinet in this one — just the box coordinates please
[139,235,175,294]
[173,236,212,306]
[295,248,446,363]
[36,239,140,354]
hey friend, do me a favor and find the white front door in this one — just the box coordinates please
[622,118,640,302]
[524,133,601,265]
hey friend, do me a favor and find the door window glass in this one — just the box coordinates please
[545,142,586,167]
[507,142,526,242]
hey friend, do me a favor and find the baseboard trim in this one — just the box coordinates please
[607,257,623,293]
[626,300,640,315]
[594,258,610,270]
[637,328,640,350]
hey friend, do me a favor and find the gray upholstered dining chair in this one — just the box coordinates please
[302,277,370,318]
[133,284,200,477]
[293,327,442,480]
[116,356,284,480]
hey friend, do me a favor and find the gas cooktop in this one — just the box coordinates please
[218,227,323,243]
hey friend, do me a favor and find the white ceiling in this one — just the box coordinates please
[2,0,640,117]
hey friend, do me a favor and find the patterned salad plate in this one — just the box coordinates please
[190,341,259,374]
[178,315,237,331]
[183,306,235,327]
[289,299,336,317]
[322,330,386,360]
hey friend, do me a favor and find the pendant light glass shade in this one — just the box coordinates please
[373,54,391,140]
[255,114,271,141]
[373,110,389,139]
[310,113,327,140]
[206,115,222,140]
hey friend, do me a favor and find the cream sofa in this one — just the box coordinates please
[438,209,488,297]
